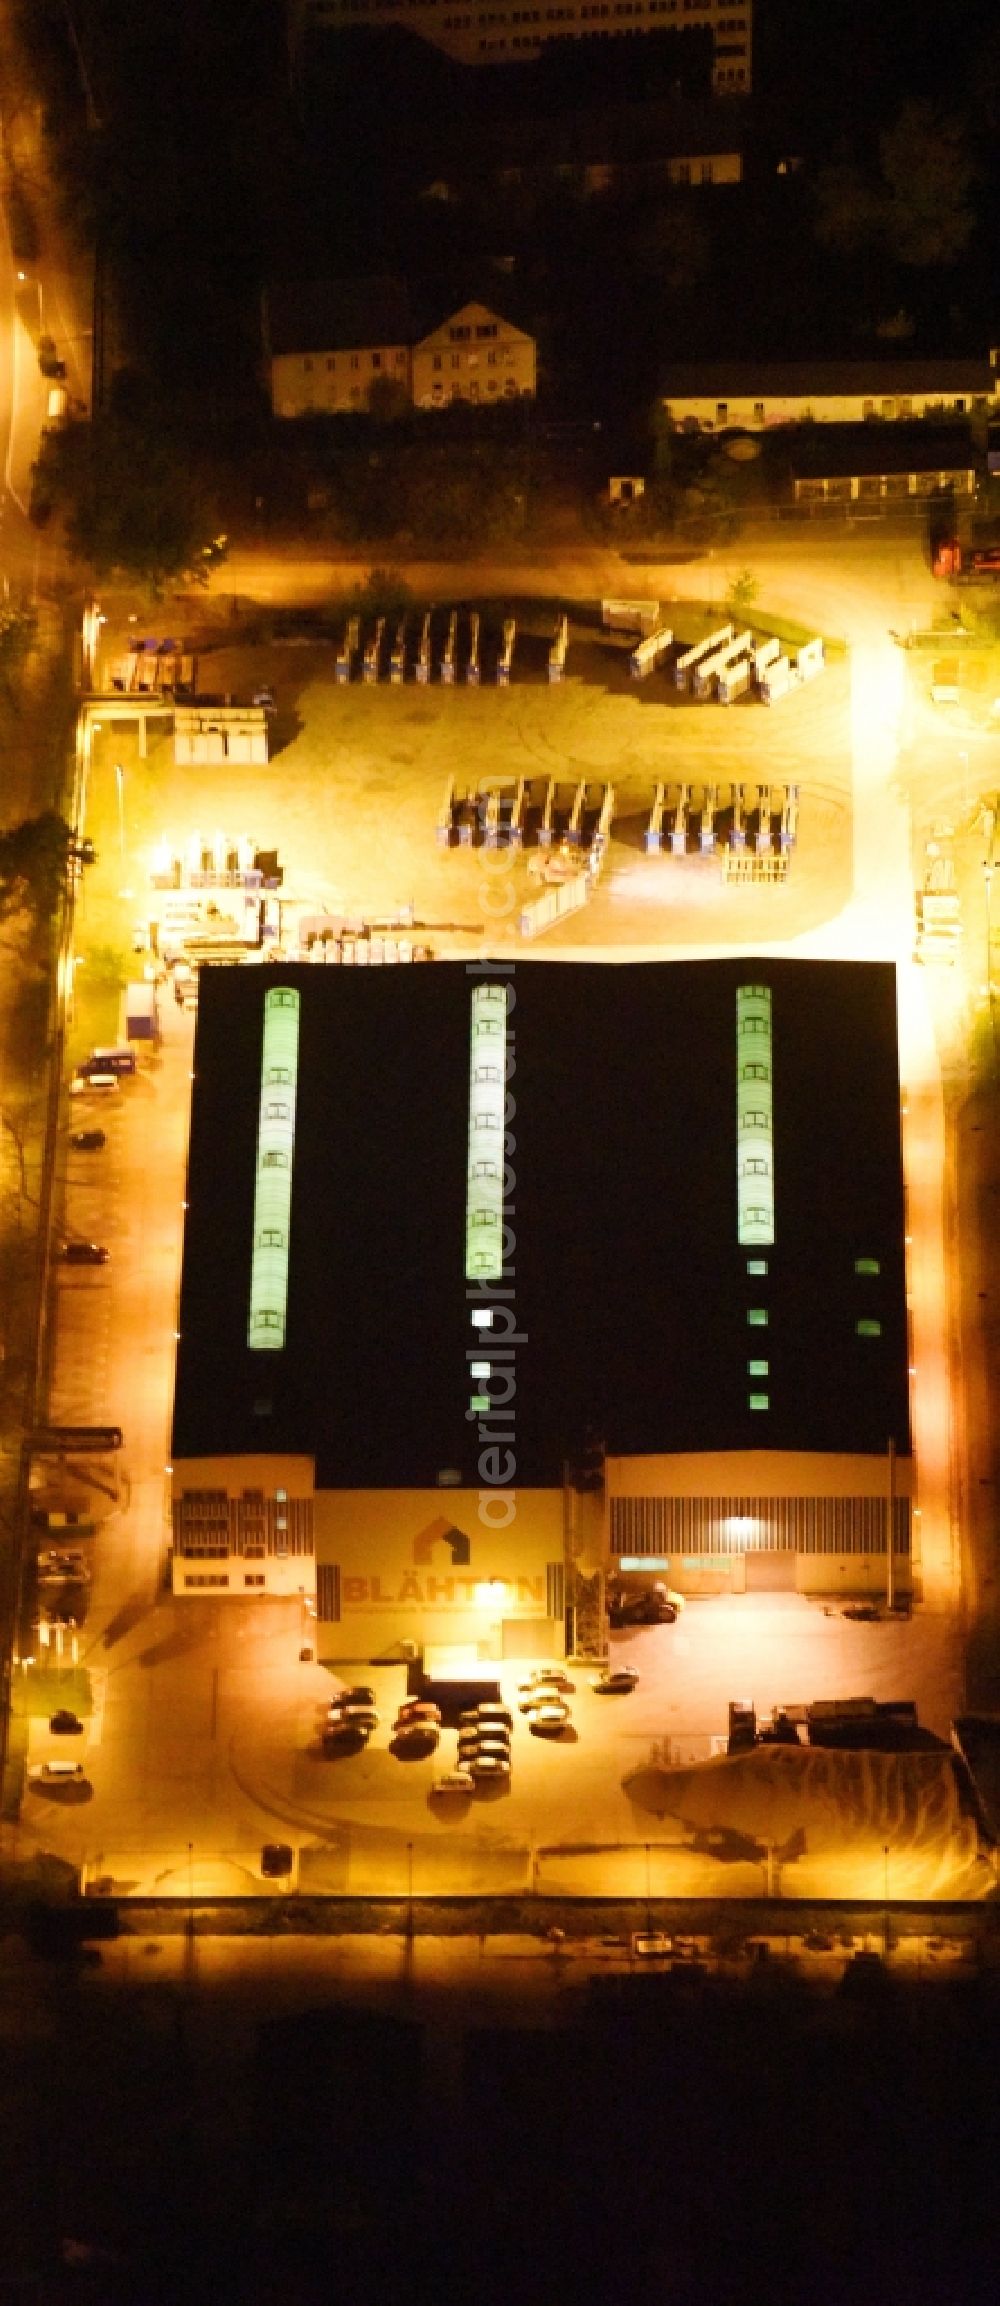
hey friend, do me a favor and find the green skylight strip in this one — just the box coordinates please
[248,986,300,1349]
[737,983,774,1246]
[466,982,508,1278]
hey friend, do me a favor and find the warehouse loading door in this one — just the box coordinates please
[743,1549,797,1592]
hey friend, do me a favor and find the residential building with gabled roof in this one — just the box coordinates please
[411,301,536,408]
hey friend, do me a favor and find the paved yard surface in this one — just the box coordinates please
[14,531,995,1905]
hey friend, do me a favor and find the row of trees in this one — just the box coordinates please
[0,813,76,924]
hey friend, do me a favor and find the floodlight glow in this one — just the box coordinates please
[474,1578,507,1608]
[248,986,300,1349]
[736,984,774,1246]
[465,983,508,1279]
[724,1515,757,1546]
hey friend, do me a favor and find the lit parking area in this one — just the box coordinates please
[14,546,980,1902]
[21,1593,979,1904]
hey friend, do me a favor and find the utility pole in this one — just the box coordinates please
[886,1435,896,1612]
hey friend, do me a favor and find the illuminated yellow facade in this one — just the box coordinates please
[607,1449,916,1598]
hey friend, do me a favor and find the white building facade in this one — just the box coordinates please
[267,292,535,416]
[271,338,412,418]
[661,359,1000,433]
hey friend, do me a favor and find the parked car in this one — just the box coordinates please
[469,1751,511,1780]
[430,1768,475,1798]
[457,1718,509,1742]
[27,1759,84,1782]
[520,1667,574,1693]
[519,1682,569,1714]
[527,1700,571,1735]
[392,1723,440,1754]
[327,1700,378,1730]
[459,1736,510,1766]
[394,1700,442,1729]
[49,1710,83,1736]
[58,1241,109,1265]
[474,1702,513,1730]
[69,1129,106,1151]
[331,1684,376,1709]
[610,1597,678,1627]
[322,1721,369,1753]
[591,1668,639,1695]
[36,1550,89,1584]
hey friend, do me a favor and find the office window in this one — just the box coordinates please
[746,1259,768,1275]
[748,1393,769,1411]
[856,1318,882,1337]
[747,1308,768,1327]
[855,1256,881,1276]
[748,1359,769,1376]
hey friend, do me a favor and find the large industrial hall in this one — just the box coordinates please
[169,957,912,1659]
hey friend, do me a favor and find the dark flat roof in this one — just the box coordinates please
[266,277,413,356]
[661,360,995,398]
[788,422,975,479]
[172,960,910,1485]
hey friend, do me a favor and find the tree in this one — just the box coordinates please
[879,102,976,267]
[629,202,711,296]
[814,103,976,269]
[0,604,35,699]
[31,410,225,593]
[0,812,74,922]
[813,151,884,255]
[726,569,760,613]
[366,376,411,423]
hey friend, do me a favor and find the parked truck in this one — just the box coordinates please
[933,538,1000,581]
[124,981,158,1042]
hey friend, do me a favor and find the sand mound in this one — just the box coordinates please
[624,1745,993,1900]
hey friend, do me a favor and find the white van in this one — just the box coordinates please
[70,1073,118,1096]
